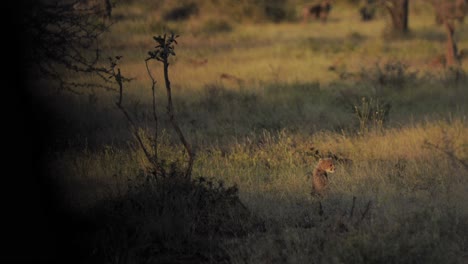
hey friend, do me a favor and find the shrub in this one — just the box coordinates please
[263,0,290,23]
[353,96,391,135]
[361,61,416,89]
[85,168,262,263]
[162,2,198,21]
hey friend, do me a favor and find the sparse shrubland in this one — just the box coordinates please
[23,0,468,263]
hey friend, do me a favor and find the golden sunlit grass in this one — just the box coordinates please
[99,0,468,94]
[52,117,468,210]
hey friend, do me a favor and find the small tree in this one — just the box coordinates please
[432,0,467,68]
[146,34,195,179]
[111,34,195,179]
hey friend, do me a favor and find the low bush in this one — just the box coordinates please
[76,168,263,263]
[162,2,198,21]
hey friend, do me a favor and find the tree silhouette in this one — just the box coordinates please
[21,0,114,92]
[432,0,467,67]
[383,0,409,34]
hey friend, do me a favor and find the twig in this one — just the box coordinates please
[359,200,372,223]
[145,59,159,165]
[113,64,154,170]
[24,2,116,92]
[349,196,356,219]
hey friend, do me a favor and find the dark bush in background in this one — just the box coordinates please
[163,2,199,21]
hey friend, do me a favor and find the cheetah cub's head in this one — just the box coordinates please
[318,158,336,173]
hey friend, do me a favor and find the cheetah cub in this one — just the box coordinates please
[312,158,336,197]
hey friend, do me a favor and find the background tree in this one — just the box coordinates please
[382,0,409,34]
[21,0,114,92]
[432,0,467,67]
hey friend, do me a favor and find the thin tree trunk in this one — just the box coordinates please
[385,0,409,34]
[145,60,159,167]
[444,21,459,67]
[163,60,194,179]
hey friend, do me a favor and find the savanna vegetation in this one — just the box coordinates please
[14,0,468,263]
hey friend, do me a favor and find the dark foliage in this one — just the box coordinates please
[359,0,377,21]
[71,170,261,263]
[163,2,199,21]
[264,0,289,22]
[21,0,114,92]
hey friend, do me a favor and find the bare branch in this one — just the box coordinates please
[145,59,159,166]
[110,58,155,172]
[359,200,372,223]
[349,196,357,220]
[23,1,114,91]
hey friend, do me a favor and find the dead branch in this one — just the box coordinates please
[111,58,155,171]
[349,196,357,219]
[318,200,324,216]
[145,60,159,166]
[220,73,245,86]
[359,200,372,223]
